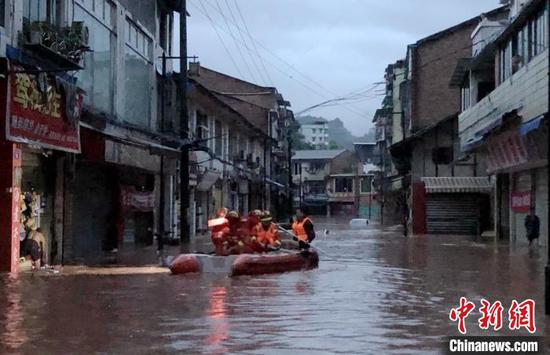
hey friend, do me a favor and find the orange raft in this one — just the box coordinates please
[169,250,319,277]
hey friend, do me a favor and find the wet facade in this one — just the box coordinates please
[458,0,549,246]
[0,0,295,271]
[0,0,184,269]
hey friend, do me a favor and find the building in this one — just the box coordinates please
[381,7,508,235]
[187,64,294,231]
[354,142,381,220]
[0,0,182,271]
[297,116,329,149]
[457,0,549,245]
[291,149,373,217]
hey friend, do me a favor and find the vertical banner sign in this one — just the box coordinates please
[10,146,22,273]
[511,191,531,213]
[6,64,83,153]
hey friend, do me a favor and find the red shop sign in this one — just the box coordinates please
[6,64,83,153]
[511,191,531,213]
[121,186,155,212]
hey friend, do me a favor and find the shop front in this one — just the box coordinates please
[487,116,548,245]
[0,58,83,272]
[66,135,161,264]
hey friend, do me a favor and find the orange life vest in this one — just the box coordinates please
[253,223,280,246]
[292,217,312,242]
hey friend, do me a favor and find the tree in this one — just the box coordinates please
[328,140,341,149]
[289,120,314,150]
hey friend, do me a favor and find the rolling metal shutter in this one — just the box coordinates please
[426,194,480,235]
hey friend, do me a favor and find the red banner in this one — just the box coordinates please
[121,186,155,212]
[511,191,531,213]
[6,65,83,153]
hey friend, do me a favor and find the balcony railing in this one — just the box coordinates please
[459,48,548,152]
[21,21,90,70]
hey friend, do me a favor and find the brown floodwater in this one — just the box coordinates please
[0,220,548,354]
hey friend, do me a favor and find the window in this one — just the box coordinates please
[0,0,5,27]
[499,5,549,85]
[312,137,316,142]
[312,128,316,134]
[335,177,353,193]
[74,1,116,115]
[24,0,57,24]
[361,177,372,193]
[310,162,324,172]
[461,84,470,112]
[124,18,153,127]
[432,147,454,165]
[215,120,222,156]
[196,111,208,139]
[159,11,172,52]
[294,163,300,175]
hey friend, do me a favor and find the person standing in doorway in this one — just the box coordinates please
[524,208,540,246]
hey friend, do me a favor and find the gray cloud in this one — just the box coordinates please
[184,0,500,135]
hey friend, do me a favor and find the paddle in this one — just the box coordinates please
[275,224,331,257]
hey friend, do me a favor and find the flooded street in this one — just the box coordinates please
[1,220,549,354]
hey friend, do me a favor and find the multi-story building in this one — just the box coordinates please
[458,0,549,245]
[291,149,373,217]
[298,116,329,149]
[0,0,182,271]
[384,7,508,235]
[187,64,294,232]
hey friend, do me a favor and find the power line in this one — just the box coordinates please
[224,0,269,85]
[190,1,368,118]
[197,0,245,78]
[198,0,370,119]
[232,0,274,86]
[213,0,257,82]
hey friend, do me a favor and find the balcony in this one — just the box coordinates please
[21,21,89,70]
[459,48,548,152]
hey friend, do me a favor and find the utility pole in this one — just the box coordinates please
[287,131,293,221]
[545,13,550,315]
[158,52,167,254]
[179,0,190,247]
[354,159,360,217]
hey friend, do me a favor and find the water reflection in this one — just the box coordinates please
[205,286,229,353]
[0,275,27,352]
[0,221,548,354]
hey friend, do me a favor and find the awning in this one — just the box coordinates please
[196,171,221,191]
[421,177,494,194]
[519,115,545,136]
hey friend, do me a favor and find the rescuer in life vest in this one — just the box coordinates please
[224,211,255,255]
[251,211,281,252]
[208,207,230,255]
[246,210,267,253]
[291,207,316,250]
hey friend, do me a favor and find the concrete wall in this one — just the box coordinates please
[392,66,406,144]
[330,151,356,174]
[459,48,549,150]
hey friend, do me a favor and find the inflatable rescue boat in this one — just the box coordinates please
[169,249,319,277]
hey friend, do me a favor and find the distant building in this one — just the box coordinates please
[298,116,329,149]
[291,149,375,217]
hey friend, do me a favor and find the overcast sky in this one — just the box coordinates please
[179,0,501,135]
